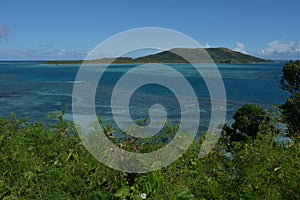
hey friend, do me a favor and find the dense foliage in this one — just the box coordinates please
[280,60,300,137]
[222,104,271,151]
[1,109,299,199]
[0,112,299,199]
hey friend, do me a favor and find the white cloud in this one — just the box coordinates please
[234,42,247,54]
[259,40,300,59]
[260,40,295,54]
[204,42,211,48]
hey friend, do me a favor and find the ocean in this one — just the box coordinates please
[0,61,288,133]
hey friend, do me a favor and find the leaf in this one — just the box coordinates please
[114,186,130,198]
[177,187,193,199]
[24,171,35,180]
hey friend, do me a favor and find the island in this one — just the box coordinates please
[44,47,271,65]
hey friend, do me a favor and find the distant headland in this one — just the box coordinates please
[44,47,271,64]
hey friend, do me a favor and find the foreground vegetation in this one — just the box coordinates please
[0,112,299,200]
[0,61,299,199]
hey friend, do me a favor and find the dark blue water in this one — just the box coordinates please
[0,62,287,129]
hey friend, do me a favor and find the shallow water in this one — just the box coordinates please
[0,61,287,133]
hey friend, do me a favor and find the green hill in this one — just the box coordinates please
[205,48,269,63]
[45,47,270,64]
[135,48,269,64]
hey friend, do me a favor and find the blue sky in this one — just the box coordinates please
[0,0,300,60]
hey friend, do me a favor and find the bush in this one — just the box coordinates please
[221,104,272,151]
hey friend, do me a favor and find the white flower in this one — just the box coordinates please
[140,193,147,199]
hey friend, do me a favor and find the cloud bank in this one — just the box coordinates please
[259,40,300,60]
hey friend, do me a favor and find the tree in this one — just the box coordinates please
[221,104,270,151]
[280,60,300,136]
[231,104,269,138]
[280,60,300,95]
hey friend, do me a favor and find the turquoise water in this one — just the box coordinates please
[0,62,287,131]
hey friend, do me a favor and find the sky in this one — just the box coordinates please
[0,0,300,60]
